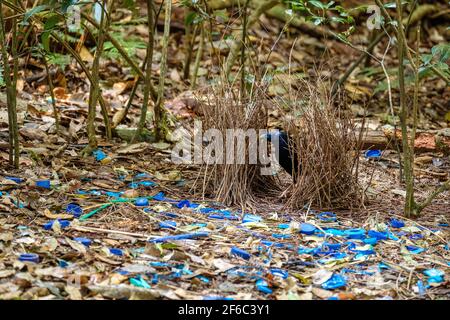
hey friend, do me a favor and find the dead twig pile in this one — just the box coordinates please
[282,79,363,209]
[194,81,278,209]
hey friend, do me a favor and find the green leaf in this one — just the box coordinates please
[42,14,61,52]
[185,11,198,26]
[24,5,49,22]
[308,0,325,9]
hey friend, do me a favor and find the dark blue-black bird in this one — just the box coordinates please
[263,131,300,179]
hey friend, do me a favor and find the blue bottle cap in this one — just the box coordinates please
[73,237,92,247]
[43,219,70,230]
[365,149,382,159]
[66,203,83,217]
[176,199,191,208]
[35,180,51,189]
[230,247,251,260]
[300,223,316,235]
[367,230,388,240]
[390,218,405,228]
[19,253,40,263]
[109,248,123,256]
[322,242,342,251]
[135,197,149,206]
[93,149,107,161]
[345,228,366,239]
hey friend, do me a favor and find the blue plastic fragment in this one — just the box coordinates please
[203,296,234,300]
[92,149,107,161]
[176,200,191,208]
[300,223,316,235]
[5,176,24,184]
[152,192,165,201]
[135,197,149,206]
[272,233,291,239]
[322,242,342,251]
[66,203,83,217]
[417,280,426,296]
[256,279,272,294]
[43,219,70,230]
[135,173,150,179]
[208,214,225,220]
[423,269,444,278]
[298,247,320,255]
[317,212,337,222]
[368,230,388,241]
[322,274,346,290]
[196,275,210,283]
[406,245,425,254]
[278,223,290,229]
[73,237,92,247]
[270,268,288,279]
[19,253,40,263]
[130,276,151,289]
[149,232,209,243]
[345,228,366,239]
[409,233,424,240]
[162,212,179,219]
[105,191,123,198]
[231,247,251,260]
[322,228,346,237]
[109,248,123,256]
[390,218,405,228]
[363,237,378,245]
[365,149,382,159]
[58,259,69,268]
[159,220,177,229]
[35,180,51,189]
[378,262,391,270]
[150,262,170,268]
[199,207,216,214]
[242,214,262,224]
[138,180,156,188]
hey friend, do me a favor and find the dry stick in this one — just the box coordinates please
[111,0,164,129]
[0,2,19,168]
[396,0,416,217]
[2,1,112,140]
[52,32,111,140]
[239,0,250,101]
[42,55,60,134]
[224,0,279,76]
[154,0,171,141]
[81,12,158,102]
[190,24,204,89]
[182,15,198,81]
[133,0,155,143]
[86,0,108,153]
[333,2,448,95]
[11,9,19,168]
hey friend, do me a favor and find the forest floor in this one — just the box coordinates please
[0,3,449,300]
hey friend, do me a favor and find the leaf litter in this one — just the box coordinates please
[0,149,448,300]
